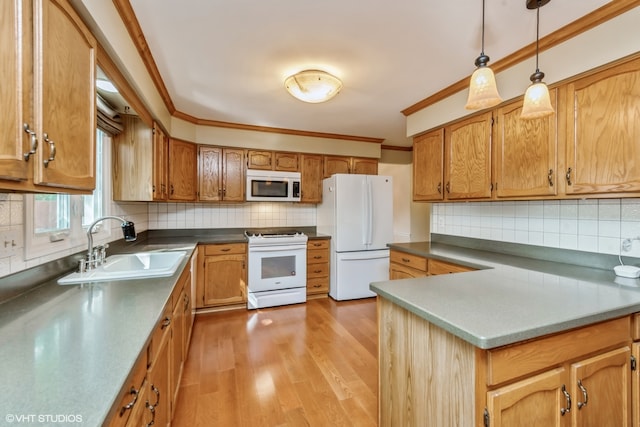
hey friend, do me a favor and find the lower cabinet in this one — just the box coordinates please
[378,297,636,427]
[307,239,330,296]
[106,255,194,427]
[389,249,475,279]
[197,243,247,308]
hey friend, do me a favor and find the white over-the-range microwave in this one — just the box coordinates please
[246,169,301,202]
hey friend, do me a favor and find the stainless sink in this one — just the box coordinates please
[58,251,187,285]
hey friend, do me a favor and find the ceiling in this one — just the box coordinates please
[124,0,611,147]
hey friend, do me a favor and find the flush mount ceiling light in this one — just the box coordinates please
[521,0,555,120]
[96,78,118,93]
[465,0,502,110]
[284,69,343,103]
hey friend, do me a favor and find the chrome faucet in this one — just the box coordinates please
[82,216,137,271]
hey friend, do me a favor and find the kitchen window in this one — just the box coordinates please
[25,130,111,260]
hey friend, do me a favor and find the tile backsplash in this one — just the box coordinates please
[431,199,640,258]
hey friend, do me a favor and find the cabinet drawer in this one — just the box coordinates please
[486,316,631,386]
[147,302,172,366]
[108,352,148,427]
[307,263,329,278]
[308,239,330,250]
[390,251,427,272]
[307,248,329,264]
[428,259,475,275]
[307,277,329,293]
[632,313,640,340]
[390,262,428,280]
[203,243,246,256]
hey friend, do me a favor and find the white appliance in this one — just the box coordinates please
[317,174,393,300]
[246,170,301,202]
[245,230,307,309]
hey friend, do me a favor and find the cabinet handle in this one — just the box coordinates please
[313,255,322,259]
[220,248,231,252]
[223,188,226,196]
[560,384,571,415]
[161,316,171,329]
[150,384,160,407]
[23,123,38,161]
[170,184,174,195]
[566,168,572,186]
[313,284,321,288]
[577,380,588,409]
[313,269,322,273]
[145,400,155,427]
[437,182,442,194]
[402,258,410,263]
[490,183,494,191]
[313,243,322,247]
[445,182,450,193]
[548,169,554,187]
[120,386,139,416]
[43,133,56,167]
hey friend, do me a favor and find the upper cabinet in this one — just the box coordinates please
[300,154,323,203]
[444,111,493,200]
[413,129,444,201]
[247,150,299,172]
[168,139,197,201]
[198,146,245,202]
[494,91,558,198]
[153,124,169,200]
[0,0,96,193]
[112,115,153,201]
[323,155,378,178]
[564,56,640,196]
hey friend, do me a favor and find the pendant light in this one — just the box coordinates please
[521,0,554,119]
[465,0,502,110]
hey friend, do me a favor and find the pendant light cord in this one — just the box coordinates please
[535,0,540,72]
[481,0,486,55]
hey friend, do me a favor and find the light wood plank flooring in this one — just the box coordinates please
[172,297,378,427]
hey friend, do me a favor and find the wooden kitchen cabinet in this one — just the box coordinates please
[389,250,428,279]
[197,243,247,307]
[494,92,558,198]
[378,297,634,427]
[300,154,324,203]
[428,259,475,275]
[564,56,640,196]
[198,146,245,202]
[247,150,299,171]
[444,111,493,200]
[168,138,197,201]
[147,321,170,427]
[169,286,185,416]
[307,239,330,296]
[153,124,169,200]
[413,129,445,201]
[323,155,378,178]
[0,0,96,193]
[108,351,148,427]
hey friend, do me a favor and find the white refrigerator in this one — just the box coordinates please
[317,174,393,300]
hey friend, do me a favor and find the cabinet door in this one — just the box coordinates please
[275,152,299,171]
[413,129,444,201]
[168,139,197,201]
[198,145,222,201]
[487,367,569,427]
[153,123,168,201]
[0,0,30,182]
[570,346,631,427]
[34,0,96,191]
[112,115,153,201]
[494,93,558,198]
[300,154,323,203]
[169,293,184,416]
[324,155,351,177]
[147,330,170,427]
[445,112,492,200]
[352,157,378,175]
[201,254,247,307]
[222,148,245,201]
[633,343,640,427]
[565,57,640,195]
[247,150,272,170]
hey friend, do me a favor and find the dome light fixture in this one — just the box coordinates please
[284,69,343,103]
[465,0,502,110]
[96,78,118,93]
[521,0,555,120]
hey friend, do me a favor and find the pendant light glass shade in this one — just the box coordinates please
[521,0,554,120]
[284,69,342,103]
[465,0,502,110]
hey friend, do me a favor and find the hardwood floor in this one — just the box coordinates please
[172,297,378,427]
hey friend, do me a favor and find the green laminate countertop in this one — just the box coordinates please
[371,242,640,349]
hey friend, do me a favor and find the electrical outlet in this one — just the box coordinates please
[0,230,18,257]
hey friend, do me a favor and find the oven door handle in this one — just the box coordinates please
[249,245,306,253]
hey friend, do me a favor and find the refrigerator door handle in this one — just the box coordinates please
[366,178,373,245]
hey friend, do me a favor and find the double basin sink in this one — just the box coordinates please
[58,250,187,285]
